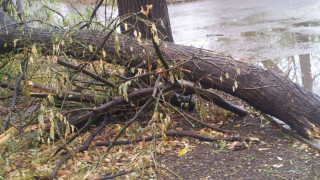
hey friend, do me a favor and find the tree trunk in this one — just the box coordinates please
[0,26,319,139]
[118,0,174,42]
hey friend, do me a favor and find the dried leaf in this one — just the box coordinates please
[134,30,138,37]
[152,23,157,32]
[236,67,241,75]
[234,124,241,128]
[32,44,37,55]
[137,36,142,45]
[177,147,189,156]
[225,72,229,79]
[141,5,153,17]
[160,20,165,29]
[50,124,54,140]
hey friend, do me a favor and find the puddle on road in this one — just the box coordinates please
[169,0,320,94]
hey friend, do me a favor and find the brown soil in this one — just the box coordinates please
[158,112,320,180]
[151,89,320,180]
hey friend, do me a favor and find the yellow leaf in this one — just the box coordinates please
[102,50,106,58]
[134,30,138,37]
[61,40,65,46]
[0,127,17,145]
[236,68,241,75]
[27,81,34,86]
[137,36,142,45]
[234,124,241,128]
[13,39,19,48]
[141,6,147,17]
[152,23,157,33]
[50,125,54,140]
[48,94,54,104]
[141,5,153,17]
[177,147,189,156]
[69,37,73,43]
[234,81,238,89]
[225,72,229,79]
[153,35,159,44]
[32,44,37,55]
[124,23,128,31]
[89,45,93,52]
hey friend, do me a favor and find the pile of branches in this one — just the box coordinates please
[0,39,252,179]
[0,31,251,179]
[0,2,254,179]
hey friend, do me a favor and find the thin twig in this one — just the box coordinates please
[57,58,116,88]
[44,5,65,22]
[116,56,194,84]
[97,165,154,180]
[91,76,162,176]
[51,116,95,158]
[95,131,257,146]
[79,0,104,30]
[16,0,24,23]
[49,115,109,178]
[11,55,28,108]
[184,113,233,134]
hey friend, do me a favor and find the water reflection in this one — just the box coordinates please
[260,33,320,93]
[168,0,320,95]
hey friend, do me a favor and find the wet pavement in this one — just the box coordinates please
[169,0,320,94]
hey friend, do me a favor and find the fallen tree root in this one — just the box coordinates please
[95,131,258,147]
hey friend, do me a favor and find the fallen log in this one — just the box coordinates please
[0,22,319,139]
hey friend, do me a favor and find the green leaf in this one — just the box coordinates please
[225,73,229,79]
[13,39,19,48]
[48,94,55,104]
[236,68,241,75]
[160,20,165,29]
[32,44,37,55]
[130,67,135,73]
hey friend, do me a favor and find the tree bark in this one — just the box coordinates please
[118,0,174,42]
[0,26,319,139]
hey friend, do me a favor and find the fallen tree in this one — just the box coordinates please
[2,3,320,178]
[0,9,319,139]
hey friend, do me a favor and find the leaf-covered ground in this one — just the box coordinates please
[160,114,320,179]
[1,91,319,179]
